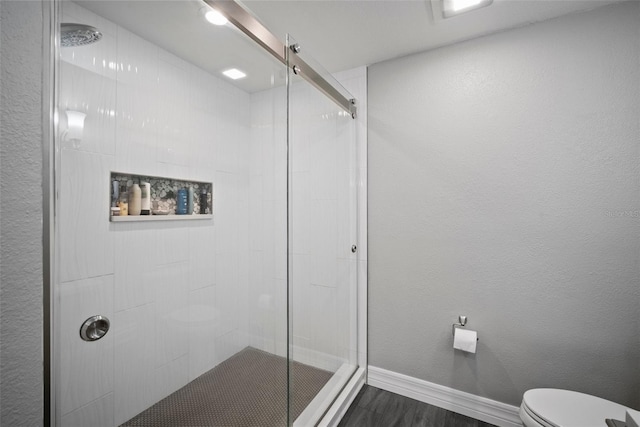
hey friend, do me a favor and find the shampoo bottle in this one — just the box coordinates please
[187,187,194,215]
[200,188,207,214]
[118,185,128,216]
[129,183,141,215]
[112,181,119,207]
[141,182,151,215]
[176,188,187,215]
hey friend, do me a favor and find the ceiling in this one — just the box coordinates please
[243,0,621,72]
[77,0,621,93]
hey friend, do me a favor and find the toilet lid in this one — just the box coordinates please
[522,389,628,427]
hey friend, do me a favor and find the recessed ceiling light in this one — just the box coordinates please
[442,0,492,18]
[204,8,228,25]
[222,68,246,80]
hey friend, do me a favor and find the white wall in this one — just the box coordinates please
[0,1,46,425]
[368,1,640,409]
[57,3,249,425]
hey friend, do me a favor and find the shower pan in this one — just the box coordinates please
[47,0,366,426]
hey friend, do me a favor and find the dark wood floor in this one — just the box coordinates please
[338,385,497,427]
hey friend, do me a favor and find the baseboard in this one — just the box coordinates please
[367,366,522,427]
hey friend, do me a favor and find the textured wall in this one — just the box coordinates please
[368,1,640,409]
[0,1,45,425]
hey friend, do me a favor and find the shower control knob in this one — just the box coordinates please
[351,245,357,253]
[80,315,110,342]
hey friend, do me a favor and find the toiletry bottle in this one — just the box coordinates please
[141,182,151,215]
[200,188,207,214]
[176,188,187,215]
[187,187,194,215]
[112,180,119,208]
[118,185,128,216]
[129,183,141,215]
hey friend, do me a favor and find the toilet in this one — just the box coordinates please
[520,389,632,427]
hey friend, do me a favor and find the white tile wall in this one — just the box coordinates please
[60,2,117,80]
[214,330,244,363]
[59,148,115,283]
[154,223,189,265]
[309,200,338,288]
[157,53,190,168]
[215,251,239,336]
[61,393,115,427]
[188,222,216,291]
[154,354,189,403]
[57,3,251,426]
[215,171,239,254]
[59,275,114,417]
[59,62,116,155]
[115,29,159,177]
[246,86,287,357]
[113,223,156,311]
[113,303,157,425]
[189,107,218,180]
[188,285,217,380]
[154,262,189,367]
[292,253,312,342]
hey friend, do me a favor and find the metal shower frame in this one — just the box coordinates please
[204,0,358,119]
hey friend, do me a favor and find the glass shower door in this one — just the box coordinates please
[286,35,359,426]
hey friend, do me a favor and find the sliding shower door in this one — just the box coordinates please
[286,35,360,425]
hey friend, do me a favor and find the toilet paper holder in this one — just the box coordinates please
[452,315,479,340]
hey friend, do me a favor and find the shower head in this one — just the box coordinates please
[60,23,102,47]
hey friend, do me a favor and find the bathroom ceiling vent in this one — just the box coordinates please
[441,0,493,18]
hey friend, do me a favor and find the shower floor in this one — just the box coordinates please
[120,347,333,427]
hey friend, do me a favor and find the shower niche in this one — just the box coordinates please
[109,172,213,221]
[51,1,365,426]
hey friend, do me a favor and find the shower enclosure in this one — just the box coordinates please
[48,0,366,426]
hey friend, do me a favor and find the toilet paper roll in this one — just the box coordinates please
[453,328,477,353]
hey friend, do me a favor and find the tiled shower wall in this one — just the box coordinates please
[57,3,249,425]
[246,86,289,358]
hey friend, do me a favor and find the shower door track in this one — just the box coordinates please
[204,0,357,119]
